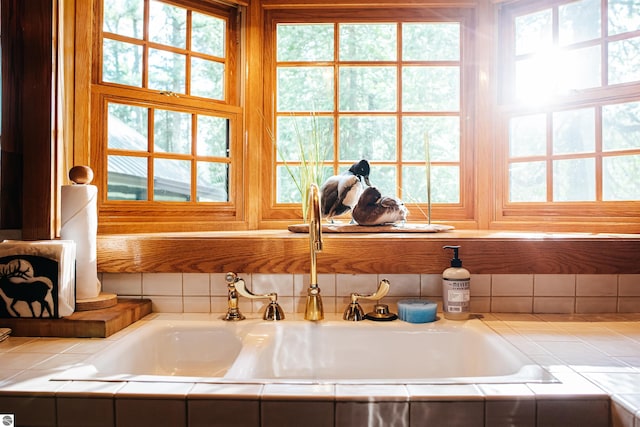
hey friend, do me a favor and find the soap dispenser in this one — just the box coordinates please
[442,245,471,320]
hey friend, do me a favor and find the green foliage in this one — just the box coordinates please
[268,113,331,221]
[275,21,463,207]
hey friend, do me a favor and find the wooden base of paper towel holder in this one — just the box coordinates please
[75,292,118,311]
[1,298,152,338]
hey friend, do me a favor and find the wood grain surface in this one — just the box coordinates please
[0,298,152,338]
[97,230,640,275]
[287,223,455,233]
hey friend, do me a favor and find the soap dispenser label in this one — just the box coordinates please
[443,279,470,313]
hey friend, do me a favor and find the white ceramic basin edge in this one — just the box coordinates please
[57,315,556,385]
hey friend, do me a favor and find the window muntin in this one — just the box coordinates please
[106,101,230,203]
[102,0,227,100]
[509,0,640,103]
[507,101,640,204]
[609,0,640,36]
[501,0,640,219]
[95,0,241,232]
[270,17,468,220]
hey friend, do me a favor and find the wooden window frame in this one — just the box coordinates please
[89,0,245,234]
[493,0,640,233]
[258,7,478,229]
[62,0,640,237]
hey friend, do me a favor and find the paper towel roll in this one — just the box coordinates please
[61,184,102,299]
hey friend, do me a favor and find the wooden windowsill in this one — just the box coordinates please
[96,229,640,274]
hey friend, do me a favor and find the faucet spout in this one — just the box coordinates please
[223,272,246,321]
[305,183,324,321]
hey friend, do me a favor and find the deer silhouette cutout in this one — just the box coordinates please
[0,259,53,317]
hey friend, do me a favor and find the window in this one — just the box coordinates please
[261,9,475,224]
[497,0,640,226]
[82,0,639,234]
[93,0,243,232]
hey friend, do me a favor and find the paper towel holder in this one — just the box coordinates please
[69,165,94,185]
[65,165,118,311]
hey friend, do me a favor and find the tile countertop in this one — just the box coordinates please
[0,313,640,424]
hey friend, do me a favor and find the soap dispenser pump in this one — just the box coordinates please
[442,245,471,320]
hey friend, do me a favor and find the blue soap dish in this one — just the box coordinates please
[397,299,438,323]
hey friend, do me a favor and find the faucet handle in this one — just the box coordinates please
[232,276,285,321]
[343,279,391,321]
[350,279,390,303]
[233,277,270,301]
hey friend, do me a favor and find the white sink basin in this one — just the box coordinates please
[225,319,546,383]
[68,320,245,379]
[61,315,553,384]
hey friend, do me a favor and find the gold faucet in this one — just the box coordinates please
[223,272,284,321]
[305,183,324,320]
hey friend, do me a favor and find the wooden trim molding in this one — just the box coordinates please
[1,0,56,239]
[260,0,478,8]
[97,230,640,274]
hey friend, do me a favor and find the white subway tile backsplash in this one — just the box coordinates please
[576,297,618,313]
[210,273,230,296]
[470,274,491,296]
[183,296,210,313]
[470,296,490,313]
[294,296,306,314]
[420,274,441,297]
[533,297,575,314]
[252,273,294,296]
[142,273,182,296]
[492,275,534,297]
[336,274,378,296]
[618,297,640,313]
[296,295,337,315]
[534,274,576,296]
[576,274,618,297]
[102,272,142,295]
[380,274,420,296]
[99,272,640,315]
[321,296,337,314]
[148,296,183,313]
[293,274,305,297]
[619,275,640,296]
[182,273,209,296]
[491,296,533,313]
[211,296,236,313]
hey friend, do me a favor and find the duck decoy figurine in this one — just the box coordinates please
[320,159,371,222]
[352,186,408,226]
